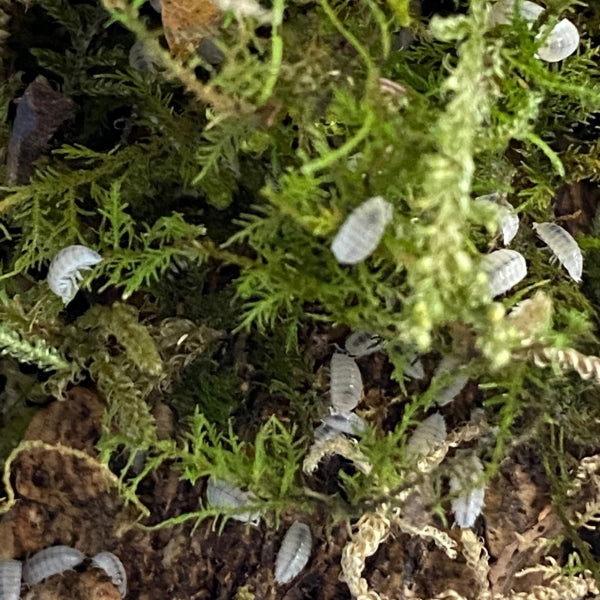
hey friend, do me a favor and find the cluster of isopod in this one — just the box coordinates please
[0,546,126,599]
[489,0,580,63]
[47,244,102,304]
[204,478,313,584]
[405,414,487,527]
[478,198,583,297]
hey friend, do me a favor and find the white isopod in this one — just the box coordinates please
[129,41,159,73]
[330,353,363,413]
[533,222,582,282]
[322,412,367,437]
[433,356,469,407]
[47,245,102,304]
[312,422,342,446]
[536,19,579,63]
[344,330,385,358]
[0,559,22,600]
[475,193,519,246]
[22,545,86,586]
[482,248,527,297]
[405,413,446,461]
[274,521,312,584]
[91,552,127,597]
[331,196,393,265]
[206,477,261,525]
[449,450,486,528]
[489,0,544,28]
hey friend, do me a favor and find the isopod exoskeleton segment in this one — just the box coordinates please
[0,559,22,600]
[275,521,312,584]
[331,196,393,265]
[322,412,367,437]
[405,413,447,462]
[449,450,486,528]
[206,477,261,525]
[489,0,544,28]
[482,249,527,297]
[330,353,363,413]
[47,245,102,304]
[536,19,579,63]
[533,222,582,282]
[433,356,469,407]
[475,193,519,246]
[344,331,385,358]
[22,545,86,586]
[91,552,127,597]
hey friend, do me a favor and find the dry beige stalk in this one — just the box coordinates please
[461,529,490,597]
[303,435,372,475]
[522,345,600,385]
[340,509,391,600]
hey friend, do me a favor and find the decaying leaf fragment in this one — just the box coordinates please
[7,77,76,184]
[161,0,223,59]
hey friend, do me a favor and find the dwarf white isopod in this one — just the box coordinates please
[331,196,393,265]
[22,545,86,586]
[275,521,312,584]
[533,222,582,282]
[536,19,579,63]
[330,353,363,413]
[489,0,544,28]
[344,330,385,358]
[405,413,446,462]
[449,451,486,528]
[322,412,367,437]
[312,422,342,447]
[482,249,527,297]
[475,193,519,245]
[47,245,102,304]
[91,552,127,597]
[0,559,22,600]
[206,477,261,525]
[433,356,469,407]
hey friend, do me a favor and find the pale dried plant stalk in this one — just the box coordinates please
[460,529,490,597]
[340,509,391,600]
[303,435,371,475]
[394,515,457,559]
[525,345,600,385]
[414,419,491,475]
[567,453,600,498]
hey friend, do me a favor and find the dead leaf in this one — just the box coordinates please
[161,0,222,60]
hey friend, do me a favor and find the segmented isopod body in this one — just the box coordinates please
[489,0,544,28]
[344,331,385,358]
[47,245,102,304]
[322,412,366,437]
[404,353,425,380]
[482,249,527,297]
[433,356,468,407]
[129,41,160,72]
[22,545,86,586]
[0,559,22,600]
[533,222,582,282]
[536,19,579,63]
[91,552,127,597]
[405,413,446,461]
[331,196,393,265]
[449,451,486,528]
[475,193,519,245]
[206,477,261,525]
[275,521,312,584]
[330,353,363,413]
[312,422,341,446]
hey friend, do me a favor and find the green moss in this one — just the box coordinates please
[1,0,600,562]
